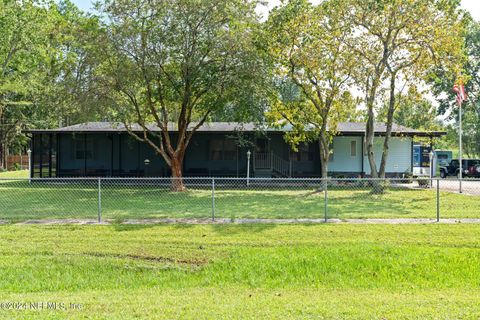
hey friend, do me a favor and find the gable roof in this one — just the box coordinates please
[24,121,445,137]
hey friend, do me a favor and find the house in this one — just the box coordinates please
[25,122,444,178]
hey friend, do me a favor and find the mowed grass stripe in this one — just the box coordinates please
[1,224,480,318]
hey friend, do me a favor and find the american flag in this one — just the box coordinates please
[453,83,468,105]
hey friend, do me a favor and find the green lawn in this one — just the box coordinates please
[0,178,478,221]
[1,224,480,319]
[0,169,29,178]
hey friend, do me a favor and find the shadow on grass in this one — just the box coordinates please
[0,182,475,221]
[327,189,438,218]
[210,224,278,235]
[112,224,161,232]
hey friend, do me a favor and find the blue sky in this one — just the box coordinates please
[70,0,93,12]
[70,0,480,21]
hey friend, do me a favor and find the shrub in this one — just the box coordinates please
[417,178,430,188]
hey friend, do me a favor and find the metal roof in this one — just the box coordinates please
[24,121,445,137]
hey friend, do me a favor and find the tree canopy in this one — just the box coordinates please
[265,0,358,179]
[93,0,267,189]
[0,0,475,180]
[344,0,466,178]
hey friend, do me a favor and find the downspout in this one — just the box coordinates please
[361,134,365,177]
[410,138,414,175]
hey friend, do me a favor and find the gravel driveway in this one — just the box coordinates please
[438,179,480,195]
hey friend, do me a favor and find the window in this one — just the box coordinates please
[209,139,237,160]
[350,140,357,157]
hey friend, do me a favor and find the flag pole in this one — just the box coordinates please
[454,82,466,194]
[459,99,462,193]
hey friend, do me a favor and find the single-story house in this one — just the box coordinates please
[25,122,444,178]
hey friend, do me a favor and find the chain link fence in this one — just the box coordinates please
[0,177,479,222]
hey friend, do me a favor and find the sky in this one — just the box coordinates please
[71,0,480,21]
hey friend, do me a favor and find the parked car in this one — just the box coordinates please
[439,159,480,178]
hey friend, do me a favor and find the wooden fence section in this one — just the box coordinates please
[7,155,29,170]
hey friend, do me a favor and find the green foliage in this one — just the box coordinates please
[35,0,106,126]
[93,0,267,179]
[0,0,47,167]
[431,20,480,156]
[0,0,102,168]
[377,87,443,131]
[345,0,466,177]
[264,0,357,175]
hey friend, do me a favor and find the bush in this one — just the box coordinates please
[369,180,390,194]
[401,172,413,184]
[417,178,430,188]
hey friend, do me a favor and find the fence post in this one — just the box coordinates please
[98,178,102,223]
[211,178,215,222]
[324,178,328,223]
[436,178,440,222]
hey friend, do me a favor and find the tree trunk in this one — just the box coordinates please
[170,155,185,192]
[365,84,384,193]
[378,73,396,178]
[319,131,329,191]
[0,140,5,171]
[365,106,378,178]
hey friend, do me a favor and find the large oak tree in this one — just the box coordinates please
[96,0,266,190]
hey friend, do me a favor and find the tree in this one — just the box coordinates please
[95,0,266,190]
[377,87,442,132]
[346,0,465,179]
[0,0,48,170]
[431,20,480,157]
[36,0,106,127]
[0,0,101,170]
[265,0,356,181]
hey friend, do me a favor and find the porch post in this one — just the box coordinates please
[110,134,114,176]
[27,148,32,182]
[48,134,53,177]
[246,150,251,186]
[289,152,292,177]
[84,134,87,176]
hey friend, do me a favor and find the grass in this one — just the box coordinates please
[1,224,480,318]
[0,170,477,221]
[0,179,478,221]
[0,169,29,178]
